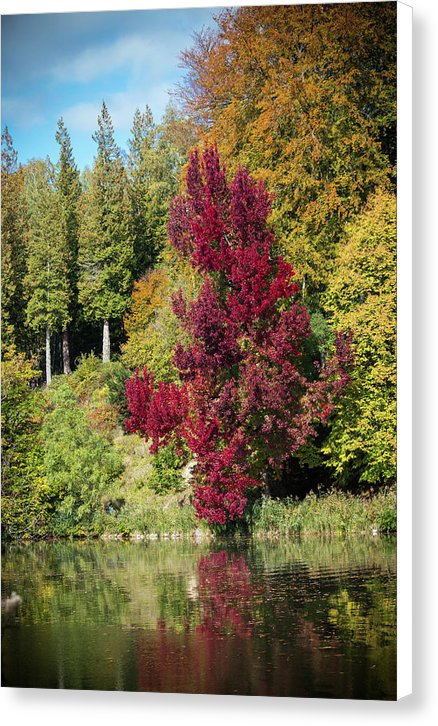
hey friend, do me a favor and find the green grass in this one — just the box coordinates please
[94,487,396,540]
[94,492,199,537]
[250,487,396,538]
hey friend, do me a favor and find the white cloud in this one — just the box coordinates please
[52,32,180,84]
[2,96,44,129]
[61,101,101,134]
[109,85,171,128]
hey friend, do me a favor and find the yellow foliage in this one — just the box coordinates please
[121,263,199,380]
[322,189,396,484]
[123,269,169,337]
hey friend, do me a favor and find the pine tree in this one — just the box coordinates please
[127,106,182,278]
[160,101,198,159]
[127,106,156,276]
[1,127,28,355]
[24,160,71,386]
[78,101,133,362]
[55,118,81,374]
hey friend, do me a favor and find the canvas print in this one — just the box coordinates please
[2,1,400,699]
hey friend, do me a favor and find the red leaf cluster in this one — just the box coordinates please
[126,146,352,524]
[125,368,187,454]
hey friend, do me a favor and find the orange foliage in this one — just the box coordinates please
[124,269,169,337]
[178,3,396,292]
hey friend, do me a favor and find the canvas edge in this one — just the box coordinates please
[396,0,413,702]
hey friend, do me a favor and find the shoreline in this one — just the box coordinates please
[2,487,396,542]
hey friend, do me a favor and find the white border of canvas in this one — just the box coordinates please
[0,0,426,722]
[396,0,412,701]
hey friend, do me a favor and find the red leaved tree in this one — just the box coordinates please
[125,146,352,525]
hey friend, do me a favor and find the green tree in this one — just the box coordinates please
[24,159,71,386]
[121,251,200,381]
[55,118,82,373]
[127,106,182,278]
[1,127,28,354]
[1,347,50,538]
[121,269,180,381]
[127,106,157,276]
[78,101,133,362]
[322,189,396,485]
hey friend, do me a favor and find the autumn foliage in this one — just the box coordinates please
[178,3,396,293]
[125,147,352,525]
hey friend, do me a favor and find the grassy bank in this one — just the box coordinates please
[250,488,396,538]
[94,492,200,538]
[89,487,396,540]
[4,485,396,541]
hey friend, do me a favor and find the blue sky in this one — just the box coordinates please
[1,7,222,169]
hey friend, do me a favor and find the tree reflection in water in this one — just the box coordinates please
[196,551,253,638]
[135,545,395,698]
[2,539,396,698]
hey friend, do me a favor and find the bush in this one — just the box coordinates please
[43,383,124,534]
[69,351,103,399]
[375,488,397,532]
[67,353,131,436]
[104,360,131,423]
[148,441,188,494]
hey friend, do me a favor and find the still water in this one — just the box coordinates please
[2,538,396,699]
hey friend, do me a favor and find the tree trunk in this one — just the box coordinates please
[302,274,306,302]
[102,319,110,362]
[62,328,72,375]
[45,323,52,387]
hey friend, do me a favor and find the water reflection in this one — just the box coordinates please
[196,551,253,638]
[2,538,396,698]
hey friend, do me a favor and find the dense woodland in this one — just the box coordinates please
[1,3,397,537]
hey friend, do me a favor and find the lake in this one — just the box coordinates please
[1,537,396,699]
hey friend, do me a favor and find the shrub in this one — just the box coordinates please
[67,353,131,435]
[69,351,103,399]
[148,441,188,494]
[43,383,124,534]
[95,493,198,536]
[104,360,131,423]
[375,488,397,532]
